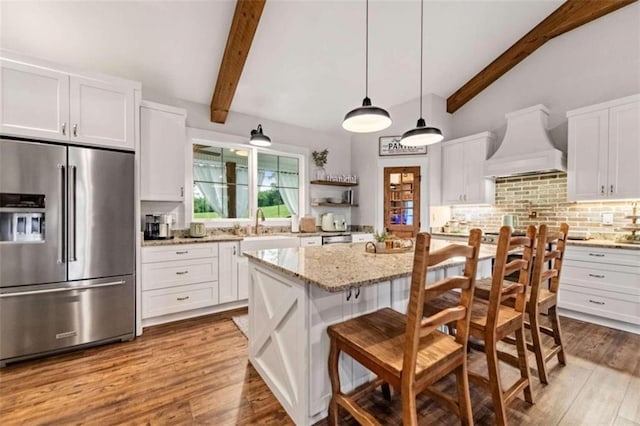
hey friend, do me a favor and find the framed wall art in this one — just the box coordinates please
[379,136,428,157]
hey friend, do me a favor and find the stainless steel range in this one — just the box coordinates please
[0,137,135,366]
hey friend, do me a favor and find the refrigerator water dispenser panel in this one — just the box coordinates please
[0,193,45,242]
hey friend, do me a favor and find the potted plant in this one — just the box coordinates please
[311,149,328,181]
[373,229,389,253]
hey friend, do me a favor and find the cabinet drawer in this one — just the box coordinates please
[142,259,218,290]
[300,237,321,247]
[351,234,373,243]
[562,263,640,296]
[565,246,639,268]
[142,282,219,319]
[558,285,640,325]
[142,244,218,263]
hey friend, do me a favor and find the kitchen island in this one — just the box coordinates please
[244,240,495,425]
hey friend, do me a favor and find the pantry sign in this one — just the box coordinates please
[379,136,428,157]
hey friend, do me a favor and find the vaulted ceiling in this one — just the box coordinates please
[3,0,602,134]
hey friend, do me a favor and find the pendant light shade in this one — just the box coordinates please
[342,0,391,133]
[400,0,443,147]
[342,97,392,133]
[400,118,443,146]
[249,124,271,147]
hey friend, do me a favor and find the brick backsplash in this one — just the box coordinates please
[451,173,638,237]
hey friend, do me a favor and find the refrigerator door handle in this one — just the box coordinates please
[69,165,77,262]
[58,164,66,264]
[0,280,126,298]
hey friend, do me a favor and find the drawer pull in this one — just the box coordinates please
[588,273,605,279]
[588,299,605,305]
[175,271,189,275]
[176,251,189,255]
[588,253,605,257]
[177,296,190,301]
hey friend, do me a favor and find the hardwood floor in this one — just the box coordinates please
[0,309,638,425]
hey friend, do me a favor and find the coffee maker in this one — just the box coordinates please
[144,214,173,240]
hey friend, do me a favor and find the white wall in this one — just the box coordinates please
[140,92,353,228]
[350,94,452,230]
[450,4,640,147]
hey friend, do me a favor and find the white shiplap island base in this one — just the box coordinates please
[244,241,495,425]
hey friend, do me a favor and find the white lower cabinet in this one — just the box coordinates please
[559,246,639,333]
[141,242,245,326]
[219,242,240,304]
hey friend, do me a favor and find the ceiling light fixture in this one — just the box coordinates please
[342,0,391,133]
[400,0,443,147]
[249,124,271,147]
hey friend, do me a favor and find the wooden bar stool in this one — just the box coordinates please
[509,223,569,384]
[475,223,569,384]
[326,230,482,425]
[425,225,537,426]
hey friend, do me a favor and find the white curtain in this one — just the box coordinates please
[278,172,299,216]
[193,161,227,217]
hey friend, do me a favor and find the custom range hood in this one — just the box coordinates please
[484,104,566,177]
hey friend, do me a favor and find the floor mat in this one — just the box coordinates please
[232,314,249,338]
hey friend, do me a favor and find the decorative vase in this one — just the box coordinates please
[314,167,326,181]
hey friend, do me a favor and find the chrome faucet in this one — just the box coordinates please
[255,208,265,234]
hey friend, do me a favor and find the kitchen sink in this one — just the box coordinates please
[240,235,300,253]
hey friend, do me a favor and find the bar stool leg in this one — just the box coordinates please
[328,338,341,426]
[515,327,535,403]
[549,305,567,365]
[528,307,549,385]
[485,338,507,426]
[456,362,474,426]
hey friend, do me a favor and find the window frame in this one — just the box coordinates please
[186,127,307,227]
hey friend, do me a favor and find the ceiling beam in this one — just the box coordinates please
[210,0,266,123]
[446,0,637,114]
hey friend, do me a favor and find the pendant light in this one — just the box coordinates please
[342,0,392,133]
[249,124,271,147]
[400,0,443,147]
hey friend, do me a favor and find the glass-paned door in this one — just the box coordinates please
[383,166,421,238]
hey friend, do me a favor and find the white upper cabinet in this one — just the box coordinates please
[1,60,69,141]
[567,95,640,201]
[69,76,134,150]
[441,132,495,205]
[0,52,139,150]
[140,101,186,201]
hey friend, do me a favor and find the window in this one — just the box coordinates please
[191,141,302,221]
[193,145,250,219]
[257,153,299,218]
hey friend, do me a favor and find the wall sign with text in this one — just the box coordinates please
[379,136,428,156]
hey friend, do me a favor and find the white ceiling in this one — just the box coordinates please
[1,0,564,134]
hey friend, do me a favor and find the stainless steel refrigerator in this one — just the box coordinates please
[0,137,135,366]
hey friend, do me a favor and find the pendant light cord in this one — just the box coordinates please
[365,0,369,98]
[419,0,423,119]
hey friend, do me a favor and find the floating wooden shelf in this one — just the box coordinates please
[311,203,358,207]
[310,180,357,187]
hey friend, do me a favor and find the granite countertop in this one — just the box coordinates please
[142,234,243,246]
[141,231,372,247]
[243,239,496,293]
[431,232,640,251]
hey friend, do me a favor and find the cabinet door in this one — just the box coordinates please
[463,139,493,204]
[441,142,465,204]
[140,104,186,201]
[237,255,249,300]
[350,285,380,388]
[567,110,609,201]
[218,242,238,304]
[1,60,69,141]
[69,76,134,150]
[308,286,351,416]
[608,101,640,200]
